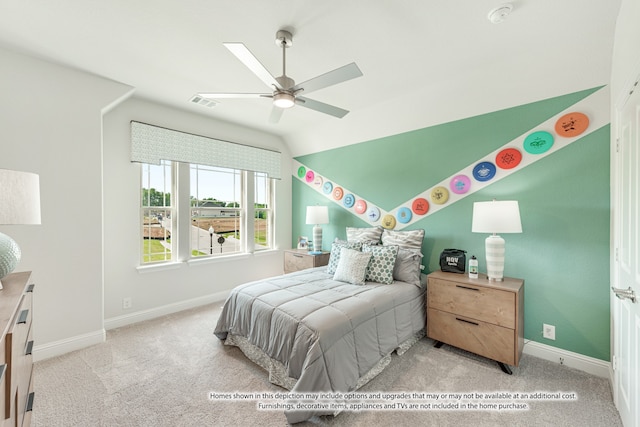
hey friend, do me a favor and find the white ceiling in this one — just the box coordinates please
[0,0,620,156]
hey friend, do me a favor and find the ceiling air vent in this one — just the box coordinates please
[189,95,217,108]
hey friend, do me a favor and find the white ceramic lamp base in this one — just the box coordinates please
[485,234,505,281]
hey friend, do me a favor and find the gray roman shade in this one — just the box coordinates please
[131,121,281,179]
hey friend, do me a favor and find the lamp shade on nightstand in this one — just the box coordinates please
[306,205,329,254]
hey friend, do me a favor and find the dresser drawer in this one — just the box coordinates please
[427,278,515,328]
[427,307,516,365]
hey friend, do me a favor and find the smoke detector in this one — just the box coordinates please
[488,4,513,24]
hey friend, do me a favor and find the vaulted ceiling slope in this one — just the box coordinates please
[0,1,621,156]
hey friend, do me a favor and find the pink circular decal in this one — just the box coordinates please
[305,170,314,182]
[450,174,471,194]
[354,199,367,214]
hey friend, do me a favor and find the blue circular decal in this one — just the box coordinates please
[472,161,497,182]
[396,207,412,224]
[366,206,381,222]
[343,193,355,208]
[322,181,333,194]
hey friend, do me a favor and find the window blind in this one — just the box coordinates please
[130,121,281,179]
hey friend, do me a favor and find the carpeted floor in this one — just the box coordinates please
[33,302,622,426]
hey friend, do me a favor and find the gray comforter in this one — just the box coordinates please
[214,267,425,423]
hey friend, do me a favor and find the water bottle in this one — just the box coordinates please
[469,255,478,279]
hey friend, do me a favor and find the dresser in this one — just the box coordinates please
[0,271,35,427]
[284,249,330,274]
[426,270,524,374]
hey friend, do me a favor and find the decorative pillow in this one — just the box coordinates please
[381,229,425,250]
[333,247,372,286]
[362,244,398,285]
[393,248,423,287]
[327,240,363,274]
[346,226,384,244]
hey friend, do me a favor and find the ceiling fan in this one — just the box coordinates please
[197,29,363,123]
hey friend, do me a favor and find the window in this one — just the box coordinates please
[141,160,175,263]
[140,162,274,264]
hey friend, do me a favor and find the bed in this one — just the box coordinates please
[214,227,426,423]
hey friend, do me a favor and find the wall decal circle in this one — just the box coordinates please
[555,112,589,138]
[343,193,355,208]
[332,187,344,200]
[472,161,497,181]
[297,166,306,178]
[396,207,412,224]
[313,175,323,187]
[524,130,554,154]
[430,186,449,205]
[305,170,315,182]
[354,199,367,214]
[381,214,396,229]
[412,198,430,215]
[366,206,380,222]
[322,181,333,194]
[450,174,471,194]
[496,147,523,169]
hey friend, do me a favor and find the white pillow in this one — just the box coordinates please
[333,247,372,286]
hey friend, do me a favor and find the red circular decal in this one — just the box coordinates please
[332,187,344,200]
[496,148,522,169]
[354,199,367,214]
[412,198,429,215]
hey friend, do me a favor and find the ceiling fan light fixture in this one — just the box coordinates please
[273,92,295,109]
[488,3,513,24]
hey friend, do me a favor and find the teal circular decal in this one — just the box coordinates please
[524,130,554,154]
[322,181,333,194]
[343,193,355,208]
[472,161,497,182]
[396,207,412,224]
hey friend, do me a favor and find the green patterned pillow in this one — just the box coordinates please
[327,240,363,274]
[362,244,398,284]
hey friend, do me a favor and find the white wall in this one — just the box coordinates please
[102,98,292,326]
[0,46,133,357]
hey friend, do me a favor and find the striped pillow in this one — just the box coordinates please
[346,226,383,244]
[381,229,425,250]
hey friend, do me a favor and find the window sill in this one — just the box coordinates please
[136,262,183,274]
[187,252,251,267]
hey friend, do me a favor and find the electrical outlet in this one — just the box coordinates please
[122,297,132,310]
[543,323,556,340]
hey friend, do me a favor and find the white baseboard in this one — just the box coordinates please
[104,290,230,330]
[523,340,611,378]
[33,329,106,362]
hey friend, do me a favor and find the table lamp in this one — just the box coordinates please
[305,205,329,255]
[0,169,41,289]
[472,200,522,281]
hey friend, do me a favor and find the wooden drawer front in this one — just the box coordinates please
[427,308,516,365]
[284,252,314,272]
[8,291,33,425]
[428,278,515,328]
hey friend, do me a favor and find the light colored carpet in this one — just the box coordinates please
[33,302,622,426]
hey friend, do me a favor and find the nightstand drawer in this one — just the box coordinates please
[428,278,515,328]
[427,307,516,365]
[285,251,315,272]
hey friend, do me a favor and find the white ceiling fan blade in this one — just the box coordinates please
[223,42,282,90]
[292,62,362,95]
[268,107,284,123]
[198,93,271,99]
[296,96,349,118]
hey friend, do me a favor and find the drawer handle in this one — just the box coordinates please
[17,309,29,325]
[293,254,303,258]
[27,283,35,293]
[26,392,35,412]
[456,285,480,291]
[0,364,5,382]
[26,340,34,356]
[456,317,479,326]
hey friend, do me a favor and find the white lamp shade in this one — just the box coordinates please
[0,169,41,225]
[472,200,521,234]
[305,206,329,225]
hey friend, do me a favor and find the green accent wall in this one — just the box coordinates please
[292,87,611,361]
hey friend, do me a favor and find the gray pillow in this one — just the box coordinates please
[333,247,372,286]
[381,229,425,250]
[346,226,383,244]
[393,248,423,287]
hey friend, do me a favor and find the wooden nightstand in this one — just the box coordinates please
[284,249,330,274]
[426,270,524,374]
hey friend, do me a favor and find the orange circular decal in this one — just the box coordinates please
[412,198,429,215]
[354,199,367,214]
[496,148,522,169]
[555,112,589,138]
[332,187,344,200]
[430,186,449,205]
[381,214,396,229]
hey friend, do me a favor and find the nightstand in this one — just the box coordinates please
[284,249,330,274]
[426,270,524,374]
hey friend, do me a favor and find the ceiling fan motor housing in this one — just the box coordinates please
[275,30,293,47]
